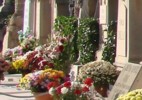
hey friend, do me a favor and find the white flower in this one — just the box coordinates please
[49,87,55,95]
[61,87,68,94]
[35,46,43,51]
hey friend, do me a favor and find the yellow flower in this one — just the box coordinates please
[57,71,65,77]
[12,59,25,70]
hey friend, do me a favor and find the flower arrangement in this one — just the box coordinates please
[49,77,94,100]
[116,89,142,100]
[18,30,38,53]
[10,50,54,75]
[3,46,23,62]
[77,60,118,87]
[3,30,38,62]
[19,69,65,93]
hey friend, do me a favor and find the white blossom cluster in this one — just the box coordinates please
[78,60,118,86]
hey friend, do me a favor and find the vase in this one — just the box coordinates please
[34,92,53,100]
[95,85,108,97]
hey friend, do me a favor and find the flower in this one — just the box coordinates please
[19,69,65,93]
[49,87,55,96]
[51,79,94,100]
[61,87,68,94]
[63,81,71,88]
[18,30,38,53]
[116,89,142,100]
[83,77,93,86]
[77,60,118,87]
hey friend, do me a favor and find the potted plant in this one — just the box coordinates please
[19,69,65,100]
[77,60,118,97]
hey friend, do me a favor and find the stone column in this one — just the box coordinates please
[35,0,54,44]
[96,0,108,60]
[115,0,142,68]
[2,0,25,54]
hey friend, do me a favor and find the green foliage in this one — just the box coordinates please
[54,16,79,73]
[78,18,99,64]
[53,17,100,72]
[102,21,117,64]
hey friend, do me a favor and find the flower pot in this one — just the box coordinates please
[95,85,108,97]
[34,92,53,100]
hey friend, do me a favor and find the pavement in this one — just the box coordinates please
[0,74,34,100]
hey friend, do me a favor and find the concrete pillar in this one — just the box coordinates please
[35,0,54,44]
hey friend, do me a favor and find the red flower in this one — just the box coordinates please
[47,82,59,90]
[74,89,82,95]
[60,38,65,43]
[56,45,64,53]
[47,63,54,68]
[56,85,63,94]
[63,81,71,88]
[58,45,64,52]
[84,77,93,86]
[52,75,59,80]
[82,86,89,92]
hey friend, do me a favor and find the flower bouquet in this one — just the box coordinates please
[49,77,94,100]
[3,46,23,62]
[77,60,118,97]
[19,69,65,93]
[19,69,65,100]
[116,89,142,100]
[3,29,39,63]
[18,30,39,53]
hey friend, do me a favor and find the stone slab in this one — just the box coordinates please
[108,63,142,100]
